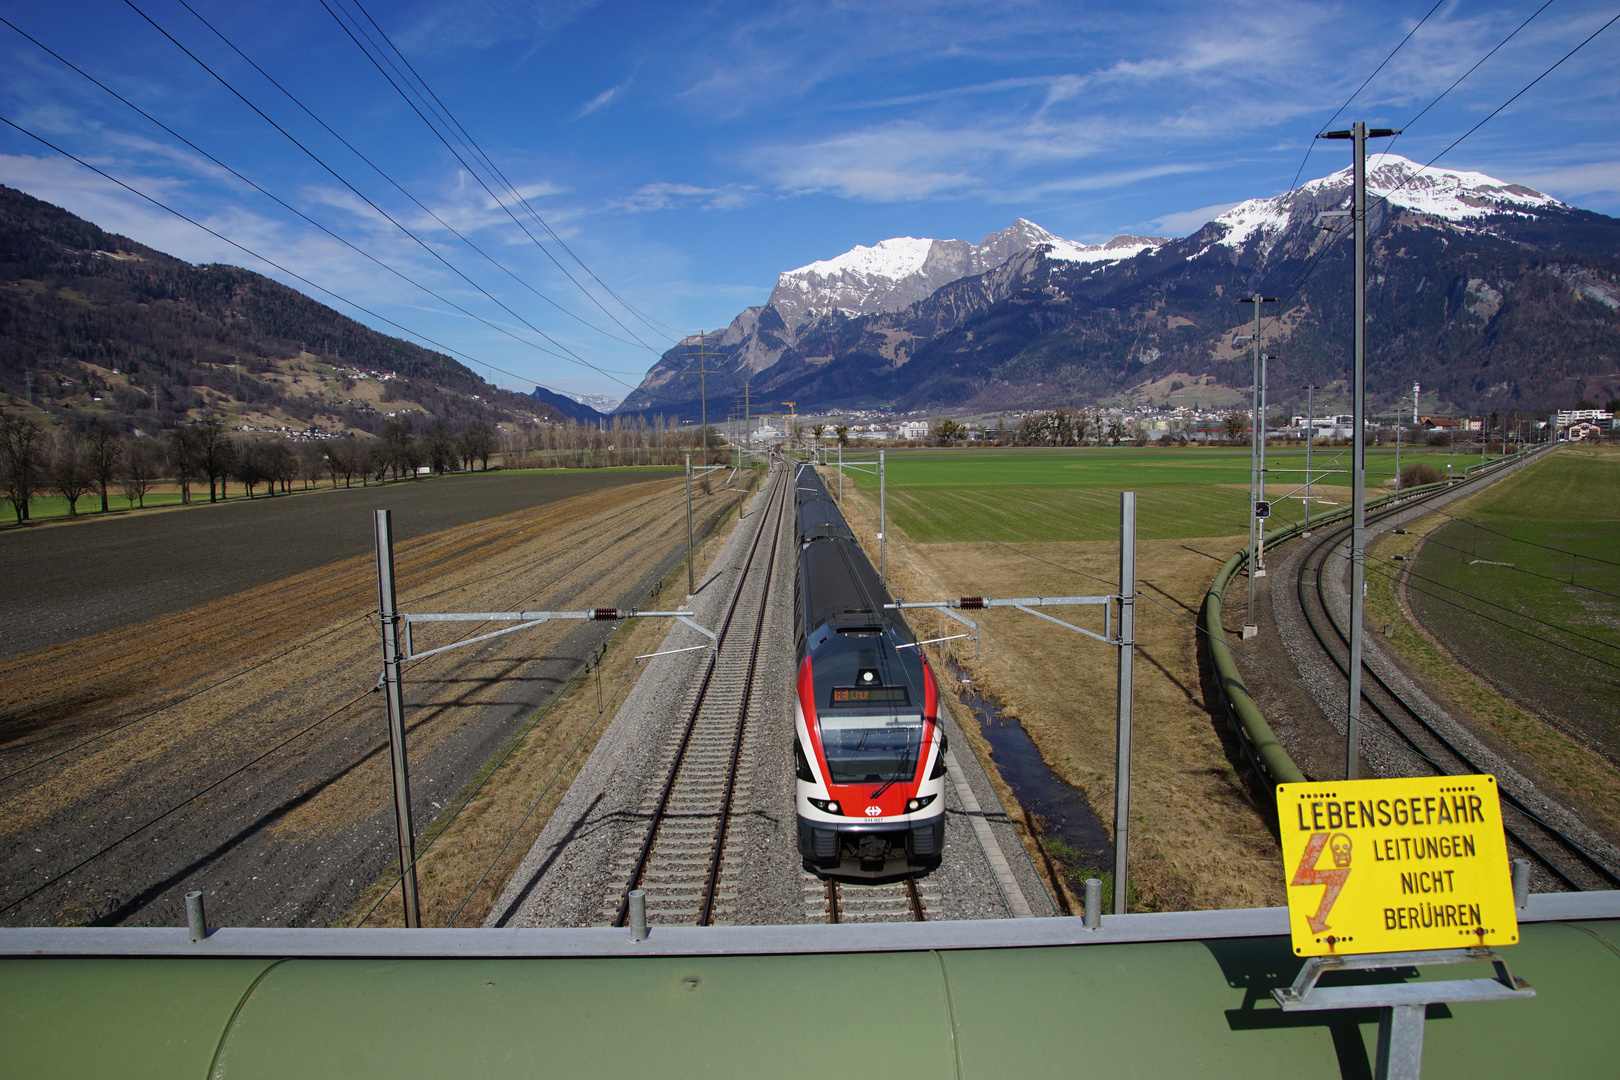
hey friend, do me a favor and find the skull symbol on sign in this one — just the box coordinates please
[1329,833,1353,868]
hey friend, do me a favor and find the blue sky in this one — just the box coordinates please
[2,0,1616,403]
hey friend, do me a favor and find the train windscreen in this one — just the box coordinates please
[816,713,924,784]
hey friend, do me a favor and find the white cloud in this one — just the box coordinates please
[1509,161,1620,201]
[392,0,604,55]
[614,182,756,213]
[1150,200,1243,236]
[576,77,632,119]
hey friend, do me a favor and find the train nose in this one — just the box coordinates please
[858,833,888,871]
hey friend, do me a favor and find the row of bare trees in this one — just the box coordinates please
[501,415,724,470]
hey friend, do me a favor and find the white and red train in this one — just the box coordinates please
[793,469,947,877]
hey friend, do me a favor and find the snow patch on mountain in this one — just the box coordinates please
[790,235,935,281]
[768,219,1164,325]
[1214,154,1566,252]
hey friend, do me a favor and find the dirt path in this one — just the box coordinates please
[0,475,746,928]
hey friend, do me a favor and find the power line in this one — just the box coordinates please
[343,0,688,343]
[168,0,669,357]
[0,111,627,414]
[1366,9,1620,217]
[321,0,673,354]
[121,0,666,400]
[1287,0,1446,193]
[1263,7,1616,345]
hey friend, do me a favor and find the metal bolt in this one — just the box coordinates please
[1511,859,1530,910]
[185,891,207,942]
[1083,878,1102,930]
[629,889,648,941]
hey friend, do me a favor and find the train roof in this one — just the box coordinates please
[796,469,853,544]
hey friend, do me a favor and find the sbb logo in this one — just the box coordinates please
[865,805,882,817]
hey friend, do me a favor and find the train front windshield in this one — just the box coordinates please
[818,698,923,784]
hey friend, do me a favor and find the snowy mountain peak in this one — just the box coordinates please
[1213,154,1565,253]
[790,235,938,281]
[768,219,1164,326]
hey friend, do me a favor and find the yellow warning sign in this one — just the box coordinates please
[1277,774,1518,956]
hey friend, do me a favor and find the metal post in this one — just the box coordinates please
[878,449,887,586]
[1303,384,1321,533]
[628,889,648,941]
[185,890,207,942]
[1512,858,1530,909]
[1318,121,1396,780]
[685,453,694,596]
[373,510,421,927]
[1256,345,1269,573]
[1084,878,1102,929]
[838,443,843,507]
[1113,491,1136,916]
[1395,402,1402,490]
[1375,1004,1426,1080]
[1347,121,1369,781]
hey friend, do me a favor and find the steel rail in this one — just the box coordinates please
[1294,486,1620,890]
[0,488,714,927]
[697,472,789,924]
[613,466,790,926]
[822,878,927,923]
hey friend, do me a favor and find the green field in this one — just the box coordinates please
[1404,449,1620,755]
[834,445,1496,542]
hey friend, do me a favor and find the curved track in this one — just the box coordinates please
[1290,460,1620,891]
[607,465,793,927]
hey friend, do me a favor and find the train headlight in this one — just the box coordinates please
[809,798,841,815]
[906,795,937,813]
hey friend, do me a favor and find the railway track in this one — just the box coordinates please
[0,480,724,928]
[811,873,932,923]
[604,465,793,927]
[1290,461,1620,891]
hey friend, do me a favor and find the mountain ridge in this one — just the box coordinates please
[618,156,1620,418]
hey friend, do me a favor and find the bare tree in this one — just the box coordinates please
[51,430,94,516]
[168,426,200,504]
[193,419,235,501]
[458,422,495,470]
[298,441,326,490]
[1,409,48,523]
[121,438,163,508]
[424,421,456,474]
[85,421,124,513]
[231,439,269,497]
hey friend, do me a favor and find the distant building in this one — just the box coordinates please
[1556,408,1611,427]
[1564,421,1605,441]
[1419,416,1482,431]
[896,421,930,440]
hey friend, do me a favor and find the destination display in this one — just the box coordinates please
[829,686,910,707]
[1277,774,1518,956]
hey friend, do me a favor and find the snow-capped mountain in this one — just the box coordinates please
[619,157,1619,418]
[1208,154,1569,259]
[767,219,1165,325]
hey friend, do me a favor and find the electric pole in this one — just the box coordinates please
[1319,120,1399,781]
[1235,295,1276,639]
[1301,385,1322,533]
[687,332,721,466]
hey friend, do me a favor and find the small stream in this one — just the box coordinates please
[944,660,1113,872]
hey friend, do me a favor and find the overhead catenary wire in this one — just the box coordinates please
[0,15,620,397]
[1260,7,1617,343]
[319,0,672,356]
[1287,0,1447,193]
[342,0,688,344]
[0,113,585,413]
[167,0,672,359]
[122,0,684,401]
